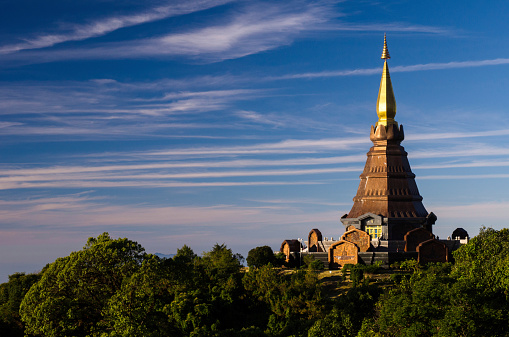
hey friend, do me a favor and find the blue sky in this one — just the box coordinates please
[2,0,509,281]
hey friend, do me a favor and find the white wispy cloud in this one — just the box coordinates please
[142,129,509,157]
[0,193,341,233]
[276,57,509,80]
[3,165,509,191]
[414,160,509,170]
[0,82,263,116]
[420,174,509,180]
[144,137,370,156]
[327,22,452,34]
[247,198,351,206]
[0,167,361,185]
[0,196,102,213]
[235,110,285,127]
[150,89,262,101]
[0,0,234,54]
[0,1,337,63]
[141,2,333,60]
[135,89,266,115]
[412,143,509,159]
[4,148,509,178]
[3,141,509,191]
[0,2,453,65]
[1,154,367,177]
[391,58,509,73]
[407,129,509,142]
[0,180,325,191]
[0,84,271,138]
[431,201,509,222]
[0,122,229,138]
[0,122,22,128]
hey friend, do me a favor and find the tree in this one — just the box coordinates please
[103,255,181,337]
[174,244,197,264]
[169,244,198,286]
[20,233,146,337]
[192,244,247,333]
[0,272,40,337]
[362,260,509,337]
[82,243,251,337]
[367,264,455,337]
[247,246,277,268]
[453,227,509,294]
[200,243,243,281]
[308,308,355,337]
[243,266,325,336]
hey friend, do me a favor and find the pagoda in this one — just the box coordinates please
[340,35,436,244]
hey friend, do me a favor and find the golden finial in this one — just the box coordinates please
[376,34,397,127]
[381,33,390,59]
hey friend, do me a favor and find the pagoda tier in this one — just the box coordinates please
[340,35,436,240]
[347,123,428,220]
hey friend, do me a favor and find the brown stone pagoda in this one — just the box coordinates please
[340,35,436,243]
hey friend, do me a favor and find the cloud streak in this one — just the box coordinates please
[0,180,327,191]
[0,82,264,116]
[431,201,509,223]
[420,173,509,180]
[0,195,342,251]
[0,0,233,54]
[0,1,336,64]
[3,139,509,191]
[327,22,452,35]
[276,57,509,80]
[0,4,452,65]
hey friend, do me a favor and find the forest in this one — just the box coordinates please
[1,227,509,337]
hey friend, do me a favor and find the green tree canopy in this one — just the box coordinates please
[20,233,146,337]
[243,265,325,336]
[201,243,243,280]
[0,272,40,337]
[452,227,509,294]
[246,246,277,268]
[360,230,509,337]
[99,243,250,337]
[103,255,181,337]
[14,228,509,337]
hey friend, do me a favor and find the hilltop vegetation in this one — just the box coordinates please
[1,227,508,336]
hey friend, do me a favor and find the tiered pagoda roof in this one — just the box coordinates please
[341,35,435,240]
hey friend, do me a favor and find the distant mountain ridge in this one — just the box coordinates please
[154,253,176,259]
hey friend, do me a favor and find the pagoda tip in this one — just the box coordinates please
[381,33,390,59]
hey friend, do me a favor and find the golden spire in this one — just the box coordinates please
[376,34,397,127]
[381,33,390,59]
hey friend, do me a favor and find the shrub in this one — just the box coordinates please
[389,273,403,284]
[350,267,364,287]
[398,259,419,271]
[341,264,355,275]
[246,246,276,268]
[308,259,325,270]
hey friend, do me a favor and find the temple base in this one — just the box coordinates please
[340,212,437,241]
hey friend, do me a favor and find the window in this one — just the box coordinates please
[365,225,382,239]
